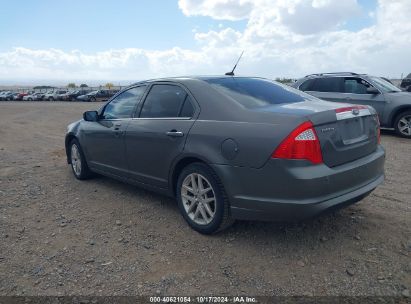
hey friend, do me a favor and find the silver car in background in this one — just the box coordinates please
[292,72,411,138]
[22,92,44,101]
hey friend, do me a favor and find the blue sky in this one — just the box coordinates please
[0,0,409,83]
[0,0,374,52]
[346,0,377,31]
[0,0,247,52]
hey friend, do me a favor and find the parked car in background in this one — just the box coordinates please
[23,92,44,101]
[14,92,29,100]
[11,93,20,100]
[60,90,91,101]
[0,91,7,100]
[65,76,385,234]
[292,72,411,138]
[43,90,68,101]
[0,91,14,101]
[76,90,112,102]
[400,74,411,92]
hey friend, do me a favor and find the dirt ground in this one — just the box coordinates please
[0,101,410,297]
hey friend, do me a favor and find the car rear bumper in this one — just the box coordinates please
[211,145,385,221]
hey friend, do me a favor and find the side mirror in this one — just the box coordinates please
[366,87,379,94]
[83,110,99,122]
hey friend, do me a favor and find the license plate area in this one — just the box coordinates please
[339,117,368,145]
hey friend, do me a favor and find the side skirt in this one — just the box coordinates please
[90,167,174,198]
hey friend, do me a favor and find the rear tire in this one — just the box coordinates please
[48,97,54,101]
[176,163,234,234]
[69,139,93,180]
[90,97,96,102]
[394,111,411,138]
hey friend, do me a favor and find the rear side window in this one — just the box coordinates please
[140,84,189,118]
[206,78,307,108]
[179,96,195,117]
[299,78,316,91]
[310,77,343,92]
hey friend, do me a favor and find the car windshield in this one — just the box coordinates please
[370,76,401,93]
[205,77,311,108]
[87,91,99,95]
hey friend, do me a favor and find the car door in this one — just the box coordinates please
[341,77,386,117]
[125,83,197,188]
[302,77,346,103]
[82,86,147,176]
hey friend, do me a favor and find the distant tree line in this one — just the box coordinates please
[275,77,295,84]
[66,83,89,88]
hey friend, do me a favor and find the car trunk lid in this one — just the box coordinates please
[310,105,379,167]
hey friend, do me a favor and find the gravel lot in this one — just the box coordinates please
[0,102,410,297]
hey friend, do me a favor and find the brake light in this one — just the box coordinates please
[272,121,323,164]
[376,115,381,144]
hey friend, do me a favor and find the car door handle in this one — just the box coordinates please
[114,123,121,130]
[166,130,184,137]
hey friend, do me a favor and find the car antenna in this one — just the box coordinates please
[225,50,244,76]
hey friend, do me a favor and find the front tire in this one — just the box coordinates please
[394,111,411,138]
[69,139,93,179]
[176,163,233,234]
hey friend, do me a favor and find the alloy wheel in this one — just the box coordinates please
[398,115,411,136]
[70,144,82,176]
[181,173,216,225]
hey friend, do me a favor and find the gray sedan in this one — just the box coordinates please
[65,76,385,234]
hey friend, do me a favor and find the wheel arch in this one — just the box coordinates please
[389,106,411,128]
[65,133,77,164]
[169,154,215,197]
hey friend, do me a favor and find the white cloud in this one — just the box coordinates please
[0,0,410,83]
[195,28,243,47]
[178,0,253,20]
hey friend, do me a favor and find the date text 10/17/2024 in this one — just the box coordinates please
[149,296,257,303]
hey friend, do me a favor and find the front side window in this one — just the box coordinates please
[310,77,343,93]
[140,84,190,118]
[102,86,146,119]
[343,78,370,94]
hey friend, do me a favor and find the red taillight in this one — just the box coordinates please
[272,121,323,164]
[376,115,381,144]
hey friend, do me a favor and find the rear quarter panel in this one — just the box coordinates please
[185,118,302,169]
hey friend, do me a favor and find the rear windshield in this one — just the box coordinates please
[205,78,309,108]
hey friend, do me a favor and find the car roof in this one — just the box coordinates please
[129,75,270,86]
[303,72,370,78]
